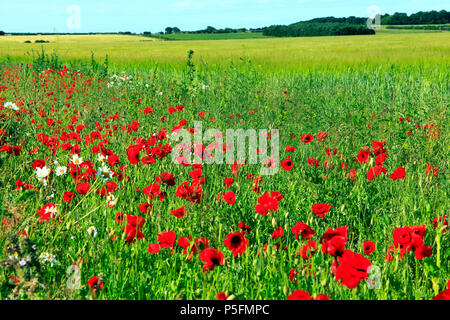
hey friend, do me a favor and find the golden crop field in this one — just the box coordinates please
[1,31,449,72]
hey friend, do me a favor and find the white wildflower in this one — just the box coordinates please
[4,102,19,111]
[39,252,58,267]
[97,153,107,162]
[87,226,98,237]
[96,165,113,182]
[55,166,67,176]
[71,154,83,165]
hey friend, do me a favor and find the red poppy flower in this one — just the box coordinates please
[157,230,176,248]
[254,191,283,216]
[156,172,176,186]
[312,203,332,219]
[297,240,318,260]
[300,134,314,143]
[289,269,298,282]
[107,154,120,167]
[271,226,284,239]
[139,202,153,214]
[217,292,228,300]
[390,225,432,260]
[76,182,90,195]
[63,191,75,203]
[332,250,371,289]
[171,206,185,218]
[126,144,141,165]
[433,289,450,300]
[116,212,125,224]
[291,221,316,240]
[148,243,160,254]
[87,276,105,291]
[200,248,224,272]
[285,145,295,152]
[189,168,202,179]
[31,159,46,169]
[390,167,406,180]
[287,290,313,300]
[317,131,327,142]
[366,164,386,181]
[287,290,330,300]
[125,215,146,244]
[356,149,371,163]
[224,232,249,257]
[372,140,387,155]
[375,153,388,165]
[321,226,348,257]
[223,191,236,205]
[281,157,293,171]
[238,222,251,234]
[36,203,57,222]
[223,177,234,189]
[315,294,331,300]
[432,215,448,233]
[363,241,376,256]
[307,157,319,168]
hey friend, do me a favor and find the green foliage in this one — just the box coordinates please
[147,32,266,41]
[381,10,450,25]
[263,23,375,37]
[386,25,450,31]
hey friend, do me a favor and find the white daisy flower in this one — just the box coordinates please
[55,166,67,176]
[4,102,19,111]
[97,153,107,162]
[36,166,51,185]
[44,204,57,217]
[71,154,83,165]
[96,165,113,182]
[106,194,115,203]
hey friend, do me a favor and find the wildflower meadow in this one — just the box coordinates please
[0,4,448,304]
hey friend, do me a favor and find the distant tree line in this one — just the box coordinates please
[305,16,368,24]
[191,26,248,34]
[0,31,5,36]
[164,27,181,34]
[263,23,375,37]
[156,26,249,35]
[386,25,450,31]
[261,10,449,38]
[380,10,450,25]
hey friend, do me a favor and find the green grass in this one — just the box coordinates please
[0,34,448,300]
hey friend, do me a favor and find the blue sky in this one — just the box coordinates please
[0,0,448,33]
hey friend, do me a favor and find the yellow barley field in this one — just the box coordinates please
[1,31,449,72]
